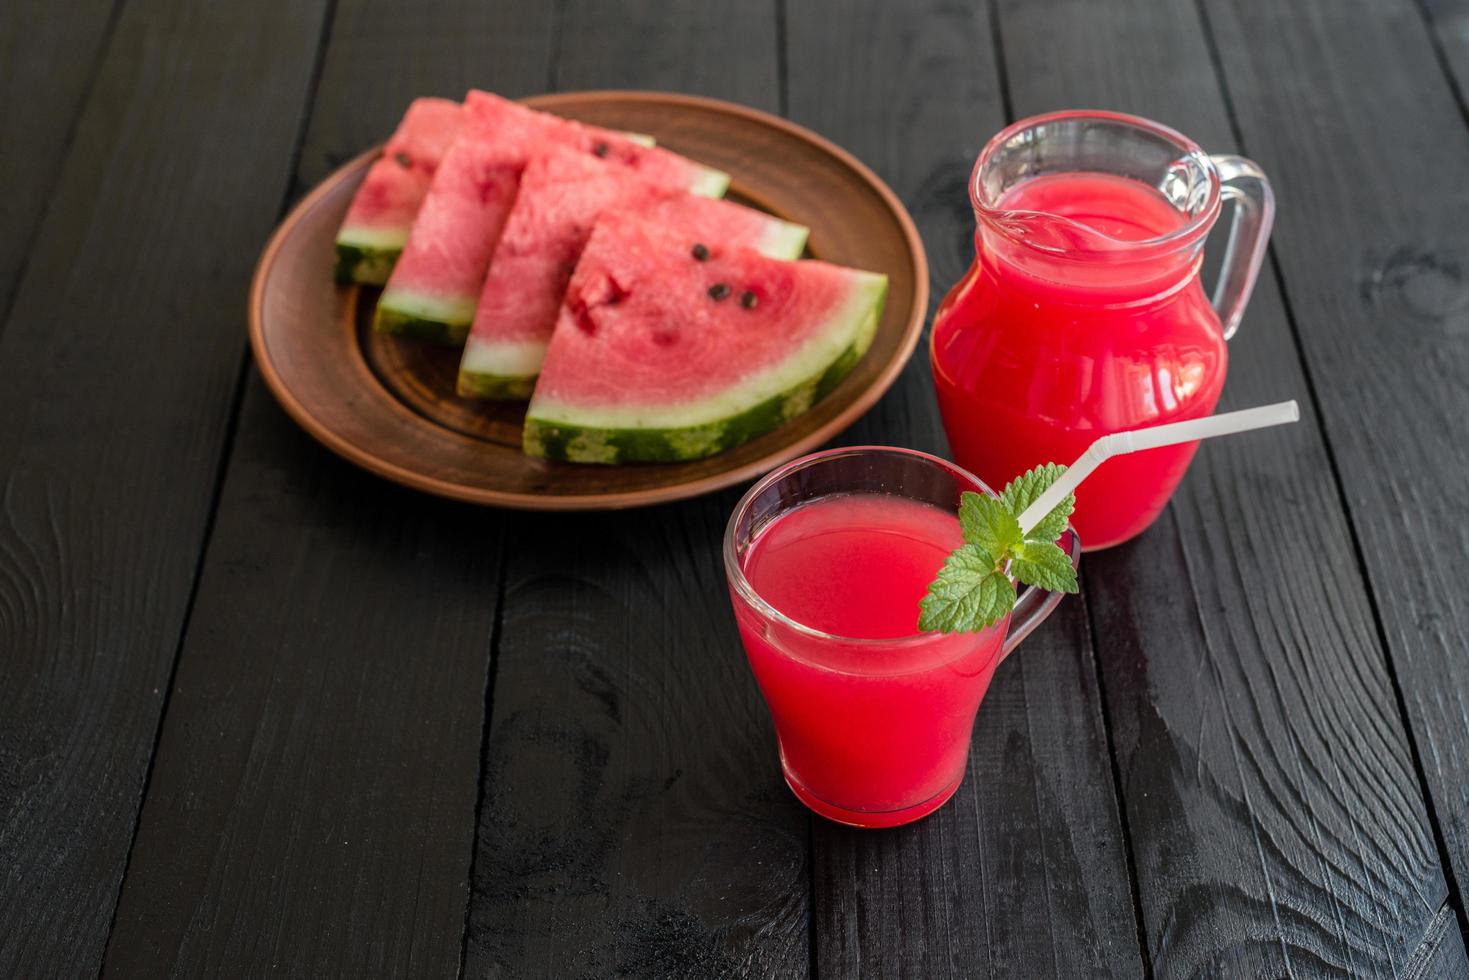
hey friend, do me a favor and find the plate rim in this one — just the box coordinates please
[249,89,930,510]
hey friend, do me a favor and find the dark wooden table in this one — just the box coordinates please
[5,0,1469,976]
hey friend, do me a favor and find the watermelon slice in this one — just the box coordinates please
[335,98,462,285]
[373,91,730,345]
[457,148,809,399]
[523,214,887,464]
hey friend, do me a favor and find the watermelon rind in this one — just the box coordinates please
[334,242,401,285]
[523,272,887,463]
[689,166,732,200]
[372,289,476,345]
[457,342,538,401]
[456,338,543,398]
[456,371,537,400]
[760,220,810,260]
[336,223,415,283]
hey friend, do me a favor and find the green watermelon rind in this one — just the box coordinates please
[336,226,412,284]
[522,273,887,464]
[334,242,401,285]
[373,289,476,345]
[456,370,537,400]
[458,361,543,402]
[457,337,543,400]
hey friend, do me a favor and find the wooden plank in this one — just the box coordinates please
[97,0,557,974]
[101,386,504,977]
[1422,0,1469,95]
[461,4,812,977]
[464,502,812,979]
[0,1,329,977]
[1416,1,1469,941]
[553,0,779,106]
[0,0,117,322]
[293,0,556,188]
[995,0,1468,973]
[784,2,1147,976]
[1200,0,1469,954]
[1406,901,1469,980]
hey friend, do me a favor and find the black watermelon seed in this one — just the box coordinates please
[740,290,758,309]
[592,142,609,157]
[708,283,731,300]
[691,243,710,261]
[393,151,412,168]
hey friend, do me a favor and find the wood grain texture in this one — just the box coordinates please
[786,0,977,460]
[1405,901,1469,980]
[461,4,813,976]
[1201,0,1469,954]
[996,0,1468,973]
[97,0,556,974]
[101,385,502,978]
[555,0,780,108]
[0,0,117,323]
[0,1,329,976]
[465,499,811,979]
[786,2,1146,977]
[293,0,556,190]
[1422,0,1469,96]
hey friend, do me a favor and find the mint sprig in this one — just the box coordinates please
[918,463,1079,634]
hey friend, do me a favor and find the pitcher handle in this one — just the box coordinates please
[1000,529,1082,660]
[1208,155,1275,341]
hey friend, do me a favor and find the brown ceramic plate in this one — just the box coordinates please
[249,91,928,510]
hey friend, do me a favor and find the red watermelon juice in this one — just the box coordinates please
[733,492,1007,828]
[932,170,1227,549]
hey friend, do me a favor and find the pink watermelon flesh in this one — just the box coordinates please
[374,91,730,345]
[335,98,463,284]
[371,136,522,343]
[458,147,808,398]
[524,212,887,463]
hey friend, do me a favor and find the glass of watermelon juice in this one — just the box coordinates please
[724,447,1079,828]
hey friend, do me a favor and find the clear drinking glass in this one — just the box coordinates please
[724,447,1079,828]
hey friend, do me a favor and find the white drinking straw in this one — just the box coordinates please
[1016,400,1301,536]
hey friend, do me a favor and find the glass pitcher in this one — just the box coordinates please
[930,110,1274,550]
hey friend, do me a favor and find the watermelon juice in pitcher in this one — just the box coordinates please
[931,111,1273,549]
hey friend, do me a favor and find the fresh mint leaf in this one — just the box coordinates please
[1000,463,1075,543]
[918,544,1016,633]
[919,462,1080,634]
[958,490,1021,563]
[998,462,1062,513]
[1010,539,1079,594]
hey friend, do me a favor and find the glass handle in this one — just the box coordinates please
[1208,154,1275,341]
[1000,530,1082,660]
